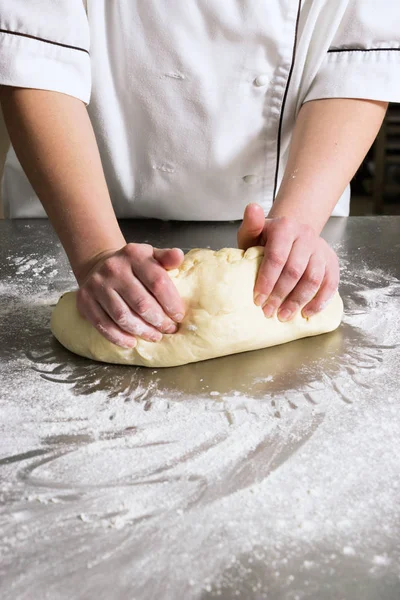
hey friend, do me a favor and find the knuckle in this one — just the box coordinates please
[101,258,119,277]
[266,251,286,270]
[266,294,281,308]
[88,272,103,289]
[305,271,323,289]
[124,242,152,259]
[275,216,296,235]
[149,273,167,294]
[277,216,291,229]
[134,295,151,315]
[125,242,139,252]
[284,263,303,281]
[112,306,127,324]
[123,243,138,258]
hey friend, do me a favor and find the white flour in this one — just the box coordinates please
[0,243,400,599]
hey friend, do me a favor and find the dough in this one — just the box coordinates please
[51,247,343,368]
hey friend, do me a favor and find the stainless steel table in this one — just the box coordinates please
[0,217,399,600]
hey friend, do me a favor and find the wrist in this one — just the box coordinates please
[267,194,328,235]
[73,245,124,285]
[69,228,126,285]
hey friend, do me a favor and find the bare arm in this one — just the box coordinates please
[269,98,388,230]
[239,98,387,320]
[0,88,184,345]
[0,88,124,280]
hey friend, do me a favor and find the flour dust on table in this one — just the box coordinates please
[1,220,400,599]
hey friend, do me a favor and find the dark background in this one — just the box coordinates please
[351,103,400,215]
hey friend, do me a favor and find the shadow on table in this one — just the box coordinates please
[23,311,381,410]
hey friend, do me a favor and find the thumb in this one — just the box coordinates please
[237,203,266,250]
[153,247,185,270]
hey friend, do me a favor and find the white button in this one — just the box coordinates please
[254,74,269,87]
[243,175,259,185]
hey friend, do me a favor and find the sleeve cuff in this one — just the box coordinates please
[304,49,400,105]
[0,31,91,104]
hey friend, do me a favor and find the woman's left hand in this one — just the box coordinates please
[237,203,339,321]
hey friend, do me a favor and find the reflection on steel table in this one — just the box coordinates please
[0,217,399,600]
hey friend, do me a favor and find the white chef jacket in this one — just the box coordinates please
[1,1,399,220]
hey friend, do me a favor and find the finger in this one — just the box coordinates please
[277,253,325,322]
[127,246,185,322]
[254,219,295,310]
[116,277,177,334]
[96,289,164,342]
[237,203,265,249]
[302,259,340,318]
[263,238,313,319]
[153,247,184,270]
[77,290,137,349]
[87,253,178,333]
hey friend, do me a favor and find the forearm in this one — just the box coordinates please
[0,88,125,282]
[269,98,388,232]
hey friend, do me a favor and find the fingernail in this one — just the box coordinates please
[254,294,268,307]
[263,304,275,318]
[165,323,178,334]
[278,308,292,322]
[302,309,314,319]
[150,332,163,343]
[174,313,184,322]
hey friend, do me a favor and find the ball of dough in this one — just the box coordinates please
[51,247,343,368]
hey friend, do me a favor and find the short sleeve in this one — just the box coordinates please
[304,0,400,104]
[0,0,91,103]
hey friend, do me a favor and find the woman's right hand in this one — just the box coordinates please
[76,243,186,348]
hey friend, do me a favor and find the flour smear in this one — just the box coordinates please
[0,244,400,599]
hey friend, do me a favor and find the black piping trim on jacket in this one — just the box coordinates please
[0,29,89,54]
[272,0,302,201]
[328,47,400,54]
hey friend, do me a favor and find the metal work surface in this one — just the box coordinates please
[0,217,399,600]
